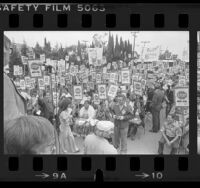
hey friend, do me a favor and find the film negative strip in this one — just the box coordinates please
[0,1,199,182]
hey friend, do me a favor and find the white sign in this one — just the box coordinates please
[44,76,50,85]
[107,85,118,98]
[141,46,160,62]
[65,55,69,61]
[88,48,103,66]
[38,78,45,90]
[178,79,186,87]
[21,56,28,64]
[40,54,46,62]
[20,79,25,90]
[110,73,116,83]
[60,77,65,86]
[134,81,142,96]
[121,70,130,84]
[24,76,31,87]
[93,94,100,105]
[74,85,83,100]
[13,65,19,76]
[174,88,189,107]
[96,73,102,83]
[28,60,42,77]
[18,66,23,76]
[98,84,107,99]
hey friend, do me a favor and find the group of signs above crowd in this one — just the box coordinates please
[11,47,189,108]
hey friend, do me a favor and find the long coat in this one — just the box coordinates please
[151,89,165,112]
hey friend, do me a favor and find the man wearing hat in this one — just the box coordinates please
[83,121,117,154]
[110,94,133,154]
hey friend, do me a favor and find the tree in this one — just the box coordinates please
[21,40,29,56]
[43,38,51,58]
[106,32,114,62]
[119,37,124,59]
[77,40,82,59]
[114,34,121,60]
[34,42,43,59]
[9,44,23,78]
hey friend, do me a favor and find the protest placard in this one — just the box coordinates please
[38,78,45,90]
[107,85,118,98]
[98,84,107,99]
[40,54,46,62]
[178,79,186,87]
[121,70,130,84]
[133,81,142,96]
[74,85,83,100]
[28,60,42,77]
[60,77,65,86]
[20,79,25,90]
[18,66,23,76]
[96,73,102,84]
[21,56,28,64]
[24,76,31,87]
[44,76,50,85]
[13,65,19,76]
[174,87,189,107]
[93,94,100,105]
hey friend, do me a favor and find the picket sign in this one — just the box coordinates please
[20,79,25,90]
[74,85,83,100]
[133,81,142,96]
[98,84,107,99]
[107,85,118,98]
[174,87,189,107]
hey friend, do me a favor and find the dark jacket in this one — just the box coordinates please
[38,97,54,120]
[151,89,165,112]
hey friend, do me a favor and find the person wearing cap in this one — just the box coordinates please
[110,94,133,154]
[83,121,117,154]
[4,35,27,124]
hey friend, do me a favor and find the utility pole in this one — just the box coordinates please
[131,31,139,59]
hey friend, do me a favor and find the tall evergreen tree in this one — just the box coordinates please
[106,32,114,62]
[114,34,121,59]
[77,40,82,59]
[21,40,29,56]
[9,44,23,78]
[34,42,43,59]
[119,37,124,59]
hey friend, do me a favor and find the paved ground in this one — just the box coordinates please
[72,111,187,155]
[73,113,162,155]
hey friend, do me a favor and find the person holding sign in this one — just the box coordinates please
[110,94,133,154]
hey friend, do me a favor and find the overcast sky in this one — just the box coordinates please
[5,31,189,59]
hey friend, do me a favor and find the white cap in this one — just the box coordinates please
[96,121,114,132]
